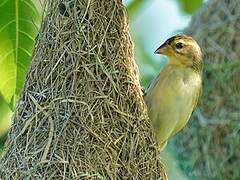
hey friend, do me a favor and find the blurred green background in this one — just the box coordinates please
[0,0,203,179]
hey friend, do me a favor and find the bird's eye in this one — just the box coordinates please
[175,42,184,49]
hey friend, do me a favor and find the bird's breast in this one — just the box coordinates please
[145,65,201,117]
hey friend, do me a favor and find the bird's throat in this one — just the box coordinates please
[168,57,188,67]
[168,57,203,74]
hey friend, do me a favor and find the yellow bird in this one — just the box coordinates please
[144,34,203,151]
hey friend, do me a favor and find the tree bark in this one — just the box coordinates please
[175,0,240,179]
[0,0,166,179]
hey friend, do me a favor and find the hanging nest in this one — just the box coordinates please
[0,0,166,179]
[174,0,240,179]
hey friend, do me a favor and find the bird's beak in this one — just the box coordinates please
[154,42,168,55]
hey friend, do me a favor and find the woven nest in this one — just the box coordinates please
[174,0,240,179]
[0,0,166,179]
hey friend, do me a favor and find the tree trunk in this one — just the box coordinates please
[0,0,166,179]
[175,0,240,179]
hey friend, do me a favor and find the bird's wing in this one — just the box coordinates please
[170,85,202,137]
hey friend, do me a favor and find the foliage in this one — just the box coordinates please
[0,0,41,143]
[0,0,41,107]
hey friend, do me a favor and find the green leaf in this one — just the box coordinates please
[177,0,203,14]
[0,0,40,106]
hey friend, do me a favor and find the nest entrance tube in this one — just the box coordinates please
[0,0,167,179]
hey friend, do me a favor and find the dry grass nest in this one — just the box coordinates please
[0,0,166,179]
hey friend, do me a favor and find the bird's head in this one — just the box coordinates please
[155,35,203,71]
